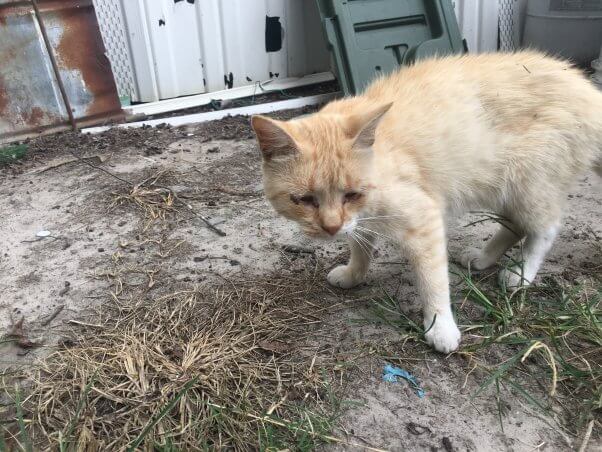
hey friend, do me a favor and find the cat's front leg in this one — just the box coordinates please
[327,231,375,289]
[403,211,461,353]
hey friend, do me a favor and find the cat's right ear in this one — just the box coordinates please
[251,116,298,161]
[347,103,393,150]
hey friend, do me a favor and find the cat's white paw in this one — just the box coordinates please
[499,267,530,289]
[459,247,492,270]
[424,314,461,354]
[327,265,363,289]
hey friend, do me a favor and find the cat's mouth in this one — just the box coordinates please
[301,218,358,240]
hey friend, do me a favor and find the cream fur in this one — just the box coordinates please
[251,51,602,353]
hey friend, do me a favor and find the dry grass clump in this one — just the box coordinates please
[3,272,346,451]
[111,170,176,224]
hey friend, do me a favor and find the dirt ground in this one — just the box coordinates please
[0,112,600,451]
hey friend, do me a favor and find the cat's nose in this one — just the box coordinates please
[322,224,341,236]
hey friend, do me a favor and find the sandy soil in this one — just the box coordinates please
[0,115,600,451]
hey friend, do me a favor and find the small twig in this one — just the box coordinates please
[65,320,104,328]
[577,420,594,452]
[21,238,44,243]
[41,305,65,326]
[194,255,231,262]
[214,186,262,197]
[36,156,102,174]
[67,149,133,187]
[281,244,315,255]
[20,235,66,244]
[265,394,288,415]
[170,192,227,237]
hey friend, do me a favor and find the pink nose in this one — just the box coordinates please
[323,224,341,236]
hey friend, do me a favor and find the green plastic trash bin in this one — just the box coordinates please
[315,0,465,94]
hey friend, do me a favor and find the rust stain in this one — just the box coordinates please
[0,75,8,118]
[0,4,14,27]
[54,3,120,118]
[26,107,45,126]
[1,0,121,141]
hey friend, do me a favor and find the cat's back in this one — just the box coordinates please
[367,51,591,99]
[356,51,602,202]
[364,50,602,129]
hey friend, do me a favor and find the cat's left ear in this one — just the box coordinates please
[347,103,393,150]
[251,115,298,161]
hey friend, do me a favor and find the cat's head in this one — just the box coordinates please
[251,103,391,238]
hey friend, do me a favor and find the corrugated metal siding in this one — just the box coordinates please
[0,0,122,142]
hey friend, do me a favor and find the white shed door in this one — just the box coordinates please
[122,0,206,102]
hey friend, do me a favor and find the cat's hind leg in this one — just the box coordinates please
[327,230,375,289]
[460,221,523,270]
[498,221,560,289]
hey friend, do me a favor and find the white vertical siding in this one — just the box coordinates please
[453,0,499,53]
[101,0,331,102]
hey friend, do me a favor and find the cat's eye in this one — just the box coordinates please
[291,194,319,207]
[344,192,362,203]
[300,195,318,207]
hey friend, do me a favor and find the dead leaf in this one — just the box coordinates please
[5,317,41,349]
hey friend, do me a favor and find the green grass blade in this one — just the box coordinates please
[495,379,505,433]
[0,426,6,452]
[0,145,27,165]
[14,385,32,452]
[505,378,548,412]
[127,377,198,452]
[59,373,97,452]
[474,344,531,398]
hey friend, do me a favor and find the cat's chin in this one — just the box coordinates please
[305,232,335,241]
[304,231,354,242]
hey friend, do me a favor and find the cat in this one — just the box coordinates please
[251,51,602,353]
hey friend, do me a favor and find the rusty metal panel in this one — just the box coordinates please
[0,0,122,143]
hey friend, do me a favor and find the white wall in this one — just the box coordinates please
[96,0,331,102]
[453,0,499,53]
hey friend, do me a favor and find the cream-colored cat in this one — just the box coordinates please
[251,51,602,353]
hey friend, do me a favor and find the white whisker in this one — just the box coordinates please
[350,236,369,256]
[352,231,371,249]
[351,232,373,256]
[355,225,395,242]
[357,215,404,221]
[354,231,374,249]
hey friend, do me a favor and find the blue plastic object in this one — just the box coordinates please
[383,364,426,398]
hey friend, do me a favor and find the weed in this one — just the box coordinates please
[0,145,27,166]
